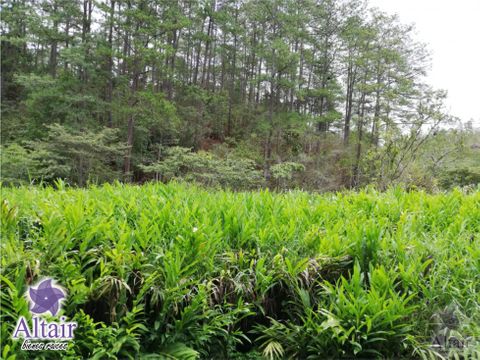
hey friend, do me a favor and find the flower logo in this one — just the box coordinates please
[28,279,65,316]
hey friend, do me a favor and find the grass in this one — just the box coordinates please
[1,181,479,359]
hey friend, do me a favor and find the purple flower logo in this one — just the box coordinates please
[28,279,65,316]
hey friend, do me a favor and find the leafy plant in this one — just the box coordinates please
[1,183,479,358]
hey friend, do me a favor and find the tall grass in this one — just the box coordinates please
[1,181,479,359]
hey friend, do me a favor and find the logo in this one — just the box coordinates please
[29,279,65,316]
[12,278,77,351]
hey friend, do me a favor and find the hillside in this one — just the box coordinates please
[3,0,479,191]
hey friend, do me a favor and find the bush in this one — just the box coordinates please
[1,183,479,358]
[140,146,264,190]
[440,167,480,189]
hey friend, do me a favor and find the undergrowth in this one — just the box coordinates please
[1,181,479,359]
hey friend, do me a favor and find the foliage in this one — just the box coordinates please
[140,147,264,190]
[1,124,124,186]
[1,0,467,190]
[1,183,479,358]
[271,162,305,189]
[440,168,480,189]
[257,264,418,358]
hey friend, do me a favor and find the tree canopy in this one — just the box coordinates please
[2,0,478,190]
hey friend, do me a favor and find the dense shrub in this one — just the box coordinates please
[1,183,479,359]
[140,147,264,190]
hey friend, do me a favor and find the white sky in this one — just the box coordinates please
[369,0,480,126]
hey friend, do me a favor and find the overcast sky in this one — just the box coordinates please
[369,0,480,126]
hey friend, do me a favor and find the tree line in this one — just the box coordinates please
[2,0,478,190]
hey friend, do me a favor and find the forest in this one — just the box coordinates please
[2,0,479,191]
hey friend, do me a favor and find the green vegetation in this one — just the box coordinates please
[2,0,479,358]
[2,0,479,191]
[2,182,479,358]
